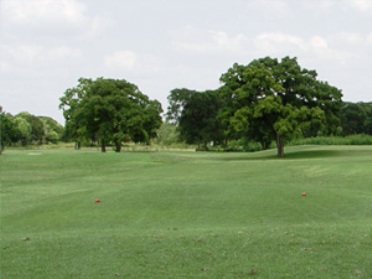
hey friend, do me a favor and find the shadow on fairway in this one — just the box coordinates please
[281,150,343,159]
[215,149,344,161]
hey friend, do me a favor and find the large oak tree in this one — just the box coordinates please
[219,56,343,157]
[59,78,162,152]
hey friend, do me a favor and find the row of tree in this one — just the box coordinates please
[1,56,371,156]
[340,102,372,135]
[0,110,64,148]
[166,56,371,156]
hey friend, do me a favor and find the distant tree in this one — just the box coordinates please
[340,102,372,135]
[166,88,224,149]
[362,102,372,134]
[177,90,224,149]
[38,116,64,143]
[155,122,180,146]
[59,78,162,152]
[0,106,3,154]
[219,56,343,157]
[0,109,18,152]
[13,116,32,146]
[166,88,196,124]
[16,112,44,144]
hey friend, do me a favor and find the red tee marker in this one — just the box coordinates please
[301,192,307,197]
[95,199,101,203]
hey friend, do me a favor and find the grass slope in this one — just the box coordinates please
[1,146,371,278]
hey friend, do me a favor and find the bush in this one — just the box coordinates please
[290,134,372,146]
[225,139,264,152]
[155,122,181,146]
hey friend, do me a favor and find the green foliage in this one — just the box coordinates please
[340,102,372,135]
[1,147,372,278]
[16,112,44,144]
[225,139,265,152]
[166,88,196,124]
[155,122,180,146]
[291,134,372,145]
[166,89,224,149]
[1,112,19,151]
[0,109,64,149]
[13,116,32,145]
[60,78,162,152]
[38,116,64,143]
[218,56,342,156]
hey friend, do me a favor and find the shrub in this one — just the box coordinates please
[290,134,372,146]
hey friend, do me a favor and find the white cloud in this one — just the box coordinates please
[248,0,291,19]
[104,51,138,71]
[2,45,81,64]
[309,36,353,63]
[303,0,337,13]
[253,32,357,65]
[330,32,365,45]
[0,0,111,42]
[0,44,82,79]
[1,0,86,24]
[310,36,328,49]
[7,45,43,63]
[367,33,372,43]
[303,0,372,13]
[172,26,247,54]
[348,0,372,12]
[254,32,306,53]
[48,46,82,60]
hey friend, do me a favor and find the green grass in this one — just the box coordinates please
[1,146,371,278]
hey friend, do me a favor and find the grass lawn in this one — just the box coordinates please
[0,146,371,278]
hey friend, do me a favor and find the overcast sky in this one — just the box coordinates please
[1,0,371,124]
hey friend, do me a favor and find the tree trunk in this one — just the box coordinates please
[101,140,106,152]
[74,142,81,150]
[115,141,121,152]
[276,134,284,157]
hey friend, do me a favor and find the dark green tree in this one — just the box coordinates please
[178,90,223,149]
[0,110,19,152]
[362,102,372,134]
[166,89,224,149]
[220,56,343,157]
[166,88,196,124]
[13,116,32,145]
[59,78,162,152]
[16,112,44,144]
[38,116,64,144]
[340,102,372,135]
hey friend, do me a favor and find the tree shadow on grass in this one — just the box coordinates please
[214,149,344,161]
[281,150,343,160]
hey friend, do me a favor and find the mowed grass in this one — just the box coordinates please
[0,146,371,279]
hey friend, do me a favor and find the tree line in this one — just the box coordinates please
[1,56,371,156]
[166,57,371,156]
[0,110,64,148]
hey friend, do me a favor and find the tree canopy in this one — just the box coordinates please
[166,56,344,156]
[59,78,162,152]
[0,110,64,151]
[340,102,372,135]
[167,88,224,149]
[219,56,343,156]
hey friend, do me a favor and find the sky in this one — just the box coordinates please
[1,0,371,124]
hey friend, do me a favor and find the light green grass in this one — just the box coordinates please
[1,146,371,278]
